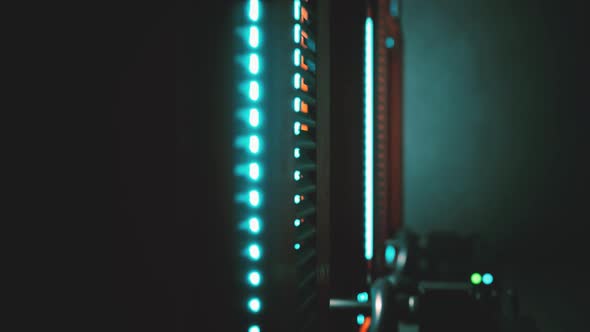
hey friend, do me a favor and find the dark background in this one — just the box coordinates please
[401,0,588,330]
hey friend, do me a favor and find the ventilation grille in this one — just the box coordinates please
[292,0,319,330]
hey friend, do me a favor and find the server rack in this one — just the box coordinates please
[232,1,330,331]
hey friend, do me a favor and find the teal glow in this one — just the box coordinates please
[385,37,395,48]
[294,97,301,112]
[294,170,301,181]
[248,297,261,313]
[248,190,261,207]
[294,219,301,227]
[248,217,261,234]
[249,26,260,48]
[357,292,369,303]
[249,135,260,153]
[385,245,396,264]
[248,326,260,332]
[249,108,260,127]
[294,73,301,89]
[294,48,301,66]
[248,244,261,260]
[294,0,301,20]
[247,271,261,286]
[294,148,301,158]
[248,0,259,21]
[483,273,494,285]
[357,314,365,325]
[364,17,374,261]
[294,121,301,135]
[471,273,482,285]
[248,54,260,74]
[248,162,260,180]
[294,24,301,43]
[390,0,400,17]
[294,195,301,204]
[248,81,260,101]
[294,243,301,250]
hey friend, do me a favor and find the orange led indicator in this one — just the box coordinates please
[359,317,371,332]
[301,124,309,132]
[301,7,309,23]
[301,30,308,48]
[301,56,308,70]
[301,79,309,92]
[301,101,309,113]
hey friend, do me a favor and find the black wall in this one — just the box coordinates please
[401,0,588,330]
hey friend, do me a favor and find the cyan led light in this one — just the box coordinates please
[249,81,260,101]
[248,190,261,207]
[248,162,260,180]
[294,48,301,66]
[294,170,301,181]
[483,273,494,285]
[248,270,261,286]
[248,0,259,21]
[249,26,260,48]
[248,326,261,332]
[294,121,301,135]
[248,217,261,233]
[294,243,301,250]
[294,219,301,227]
[294,0,301,20]
[294,24,301,43]
[294,73,301,89]
[294,97,301,112]
[357,314,365,325]
[385,245,396,264]
[357,292,369,303]
[249,53,260,74]
[385,37,395,49]
[249,108,260,127]
[248,297,261,313]
[294,148,301,158]
[249,135,260,153]
[294,195,301,204]
[248,244,262,260]
[364,17,374,261]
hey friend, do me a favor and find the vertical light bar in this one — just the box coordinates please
[294,0,301,20]
[249,26,260,48]
[293,73,301,89]
[364,17,374,261]
[249,81,260,101]
[294,24,301,43]
[294,48,301,66]
[249,54,260,74]
[293,97,301,112]
[249,108,260,127]
[249,0,260,21]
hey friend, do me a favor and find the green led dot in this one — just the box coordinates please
[470,273,482,285]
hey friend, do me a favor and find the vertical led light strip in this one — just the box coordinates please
[292,0,301,240]
[244,1,263,331]
[364,16,374,261]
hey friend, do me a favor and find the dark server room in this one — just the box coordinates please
[34,0,588,331]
